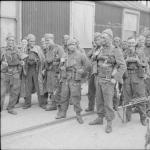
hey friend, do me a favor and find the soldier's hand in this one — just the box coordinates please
[2,61,8,67]
[42,69,46,75]
[111,78,116,84]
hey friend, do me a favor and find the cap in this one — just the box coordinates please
[102,29,113,38]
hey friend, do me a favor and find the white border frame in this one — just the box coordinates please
[70,1,95,48]
[122,8,140,40]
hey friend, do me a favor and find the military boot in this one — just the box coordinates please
[8,109,17,115]
[85,107,94,112]
[105,120,112,133]
[76,114,84,124]
[45,102,57,111]
[89,117,103,125]
[55,112,66,119]
[55,106,66,119]
[140,114,146,126]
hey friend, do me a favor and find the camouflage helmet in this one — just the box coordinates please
[102,28,113,39]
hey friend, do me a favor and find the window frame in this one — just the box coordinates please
[0,1,22,46]
[122,8,140,41]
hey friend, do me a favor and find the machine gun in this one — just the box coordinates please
[116,96,149,123]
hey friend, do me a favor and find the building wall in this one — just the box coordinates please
[95,3,123,38]
[140,11,150,30]
[22,1,70,45]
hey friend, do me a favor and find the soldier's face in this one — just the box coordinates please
[114,38,120,47]
[137,36,145,47]
[28,38,35,48]
[41,39,46,49]
[101,33,110,46]
[128,39,136,52]
[22,39,28,48]
[45,38,54,47]
[68,44,76,53]
[7,37,15,48]
[122,41,128,50]
[145,36,150,47]
[94,37,101,46]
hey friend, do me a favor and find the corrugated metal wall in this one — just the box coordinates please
[95,3,123,38]
[140,12,150,30]
[22,1,70,45]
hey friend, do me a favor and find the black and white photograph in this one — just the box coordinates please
[1,1,150,149]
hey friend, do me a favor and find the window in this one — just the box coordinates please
[122,9,140,40]
[70,1,95,48]
[0,1,21,47]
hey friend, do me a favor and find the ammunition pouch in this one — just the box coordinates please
[137,67,145,78]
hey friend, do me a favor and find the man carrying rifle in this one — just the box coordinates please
[89,29,126,133]
[55,38,91,124]
[123,37,148,126]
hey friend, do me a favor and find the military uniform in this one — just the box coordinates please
[89,29,126,133]
[56,39,90,123]
[1,46,22,114]
[144,44,150,97]
[85,32,101,112]
[123,49,147,125]
[23,45,45,108]
[44,43,65,110]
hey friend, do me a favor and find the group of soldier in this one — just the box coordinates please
[1,28,150,133]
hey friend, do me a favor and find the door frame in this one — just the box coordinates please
[69,1,95,48]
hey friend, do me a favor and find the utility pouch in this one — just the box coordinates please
[137,67,145,78]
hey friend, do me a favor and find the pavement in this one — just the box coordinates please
[1,82,148,149]
[1,111,147,149]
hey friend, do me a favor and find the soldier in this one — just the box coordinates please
[22,34,46,109]
[89,29,126,133]
[44,33,65,111]
[55,38,91,124]
[113,37,121,48]
[18,38,29,102]
[85,32,101,112]
[123,37,147,126]
[1,35,24,114]
[73,37,86,55]
[144,33,150,97]
[63,35,70,52]
[41,37,47,50]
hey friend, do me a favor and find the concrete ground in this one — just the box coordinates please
[1,83,148,149]
[1,112,147,149]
